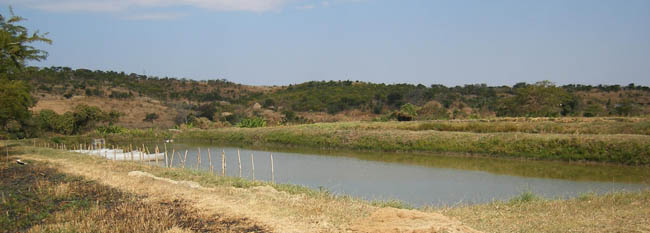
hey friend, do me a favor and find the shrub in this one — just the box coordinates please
[263,98,275,108]
[34,106,121,135]
[143,113,159,123]
[96,125,125,134]
[509,191,540,204]
[109,91,132,99]
[281,110,311,125]
[389,103,420,121]
[237,117,267,128]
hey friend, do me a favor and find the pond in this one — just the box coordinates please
[137,142,648,207]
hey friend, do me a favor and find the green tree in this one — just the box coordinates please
[399,103,419,118]
[0,9,50,134]
[0,9,51,74]
[615,99,642,116]
[72,104,106,133]
[0,79,33,130]
[498,81,573,117]
[394,103,419,121]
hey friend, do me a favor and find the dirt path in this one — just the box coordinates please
[18,148,480,233]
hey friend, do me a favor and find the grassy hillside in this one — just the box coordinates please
[21,67,650,123]
[4,66,649,139]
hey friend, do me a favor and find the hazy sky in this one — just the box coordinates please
[3,0,649,86]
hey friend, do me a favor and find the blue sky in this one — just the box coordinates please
[2,0,649,86]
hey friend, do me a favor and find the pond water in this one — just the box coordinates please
[138,142,648,207]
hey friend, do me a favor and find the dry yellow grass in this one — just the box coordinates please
[1,154,267,232]
[437,191,650,233]
[300,110,375,123]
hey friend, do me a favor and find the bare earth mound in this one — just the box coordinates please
[349,208,481,233]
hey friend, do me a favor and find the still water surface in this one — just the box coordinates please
[143,142,648,207]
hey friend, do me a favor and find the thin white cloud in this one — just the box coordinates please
[1,0,296,12]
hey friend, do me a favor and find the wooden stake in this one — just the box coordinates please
[113,145,116,161]
[197,148,201,170]
[155,145,159,165]
[129,144,133,161]
[183,150,188,168]
[164,143,169,168]
[142,144,146,163]
[170,149,176,167]
[237,149,242,178]
[270,153,274,183]
[208,148,213,174]
[221,149,226,176]
[251,153,255,180]
[145,146,152,165]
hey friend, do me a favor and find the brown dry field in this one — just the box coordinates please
[32,94,178,128]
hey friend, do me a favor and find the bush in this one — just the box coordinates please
[263,98,275,108]
[509,191,540,204]
[96,125,125,134]
[281,110,311,125]
[237,117,267,128]
[109,91,132,99]
[388,103,420,121]
[400,103,419,117]
[189,117,228,129]
[34,105,121,135]
[143,113,159,123]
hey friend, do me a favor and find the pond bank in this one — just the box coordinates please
[175,122,650,165]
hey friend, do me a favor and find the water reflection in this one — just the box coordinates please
[132,142,649,207]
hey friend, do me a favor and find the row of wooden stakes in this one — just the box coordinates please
[35,141,275,183]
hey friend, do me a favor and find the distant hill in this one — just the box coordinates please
[20,66,650,128]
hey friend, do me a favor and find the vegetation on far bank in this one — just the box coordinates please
[25,117,650,166]
[302,117,650,135]
[172,120,650,165]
